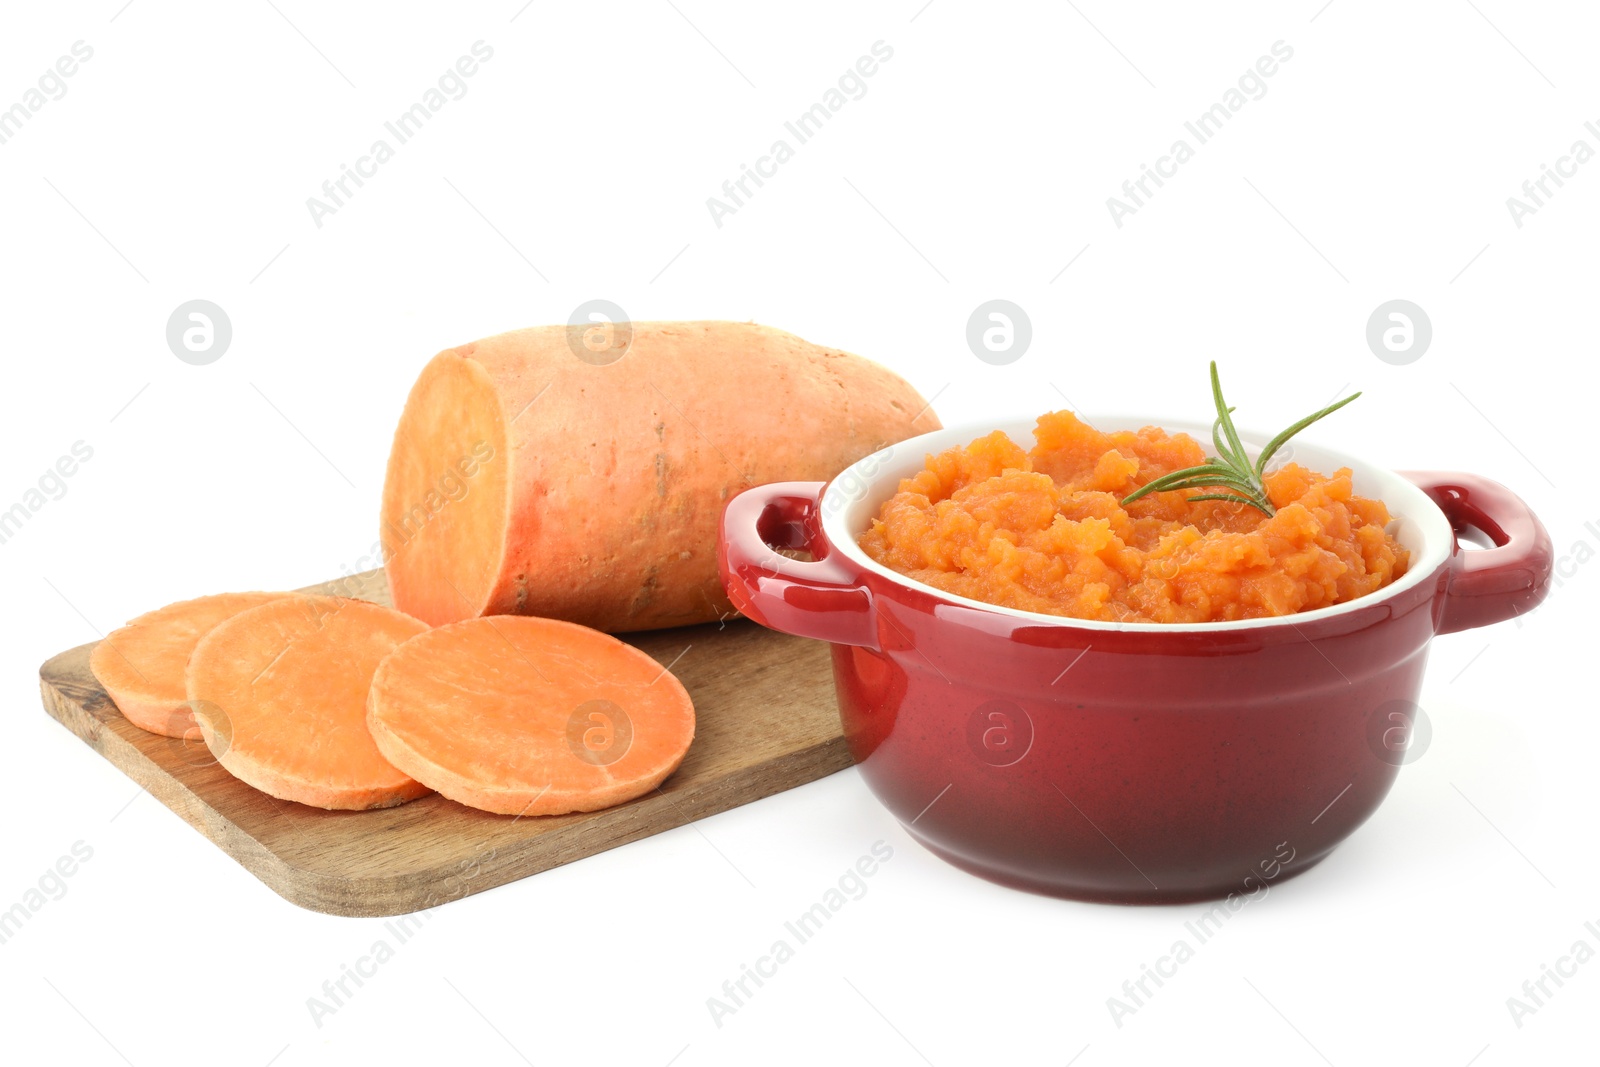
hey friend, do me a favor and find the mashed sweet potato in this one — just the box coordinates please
[857,411,1409,623]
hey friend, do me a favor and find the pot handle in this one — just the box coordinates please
[1404,471,1554,634]
[717,481,879,649]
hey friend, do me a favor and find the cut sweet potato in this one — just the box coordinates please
[380,321,940,631]
[89,591,294,738]
[366,615,695,815]
[186,595,431,810]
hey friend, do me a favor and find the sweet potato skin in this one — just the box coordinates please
[383,321,940,631]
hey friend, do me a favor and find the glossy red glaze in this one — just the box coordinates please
[1405,471,1553,633]
[717,466,1552,904]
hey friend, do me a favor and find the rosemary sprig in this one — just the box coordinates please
[1120,362,1360,517]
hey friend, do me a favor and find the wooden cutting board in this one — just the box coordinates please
[37,570,851,917]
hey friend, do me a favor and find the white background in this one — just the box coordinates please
[2,1,1596,1064]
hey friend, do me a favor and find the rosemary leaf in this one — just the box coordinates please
[1254,390,1362,479]
[1119,361,1362,520]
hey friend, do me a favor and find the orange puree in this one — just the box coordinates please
[857,411,1410,623]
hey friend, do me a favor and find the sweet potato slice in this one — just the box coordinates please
[186,595,431,810]
[366,616,695,816]
[380,321,940,631]
[89,591,294,738]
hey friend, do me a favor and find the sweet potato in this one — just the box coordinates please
[186,595,431,810]
[379,321,939,631]
[89,591,294,738]
[366,615,695,815]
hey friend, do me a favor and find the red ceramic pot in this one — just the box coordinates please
[716,418,1553,904]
